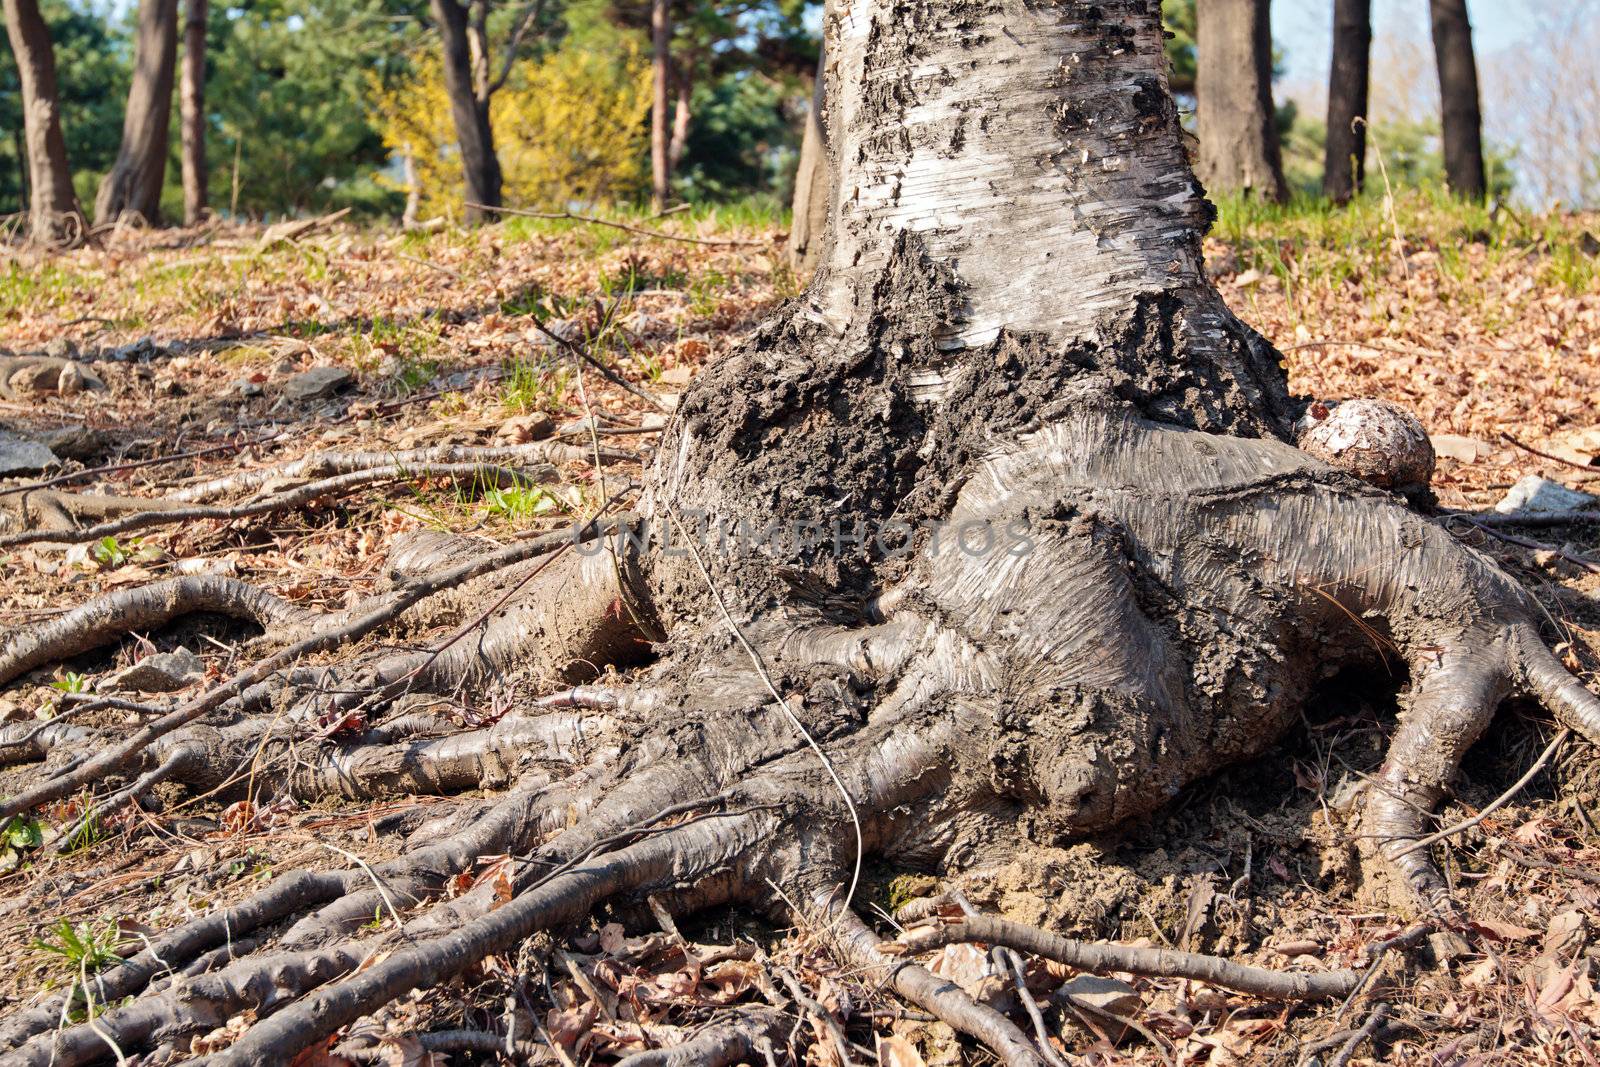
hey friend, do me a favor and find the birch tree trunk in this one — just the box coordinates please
[94,0,179,226]
[1428,0,1486,200]
[2,0,84,243]
[180,0,208,226]
[1322,0,1370,204]
[1194,0,1286,202]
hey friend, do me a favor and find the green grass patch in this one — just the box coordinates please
[501,355,570,413]
[31,919,123,976]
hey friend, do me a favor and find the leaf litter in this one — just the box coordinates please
[2,200,1600,1062]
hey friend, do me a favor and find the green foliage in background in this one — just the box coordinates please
[0,0,1529,222]
[199,0,420,218]
[1161,0,1196,95]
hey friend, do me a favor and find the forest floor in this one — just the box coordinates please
[3,191,1600,1065]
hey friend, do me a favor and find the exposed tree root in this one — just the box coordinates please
[824,901,1047,1067]
[611,1009,787,1067]
[0,354,103,402]
[0,439,639,542]
[338,1029,555,1063]
[0,488,184,535]
[886,915,1362,1001]
[0,575,317,687]
[0,461,561,548]
[5,394,1600,1065]
[202,811,762,1066]
[10,942,370,1066]
[164,442,617,504]
[0,869,352,1054]
[0,521,614,823]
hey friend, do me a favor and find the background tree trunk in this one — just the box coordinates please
[12,127,25,212]
[649,0,672,210]
[94,0,179,226]
[431,0,501,221]
[787,40,828,275]
[667,59,691,175]
[1322,0,1370,204]
[180,0,207,226]
[401,146,420,229]
[3,0,84,243]
[1428,0,1485,199]
[1195,0,1286,202]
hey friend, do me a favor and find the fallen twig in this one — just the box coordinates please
[1328,1002,1390,1067]
[0,437,261,499]
[1448,518,1600,574]
[1450,509,1600,527]
[1501,432,1600,478]
[934,891,1068,1067]
[255,207,352,250]
[528,315,668,413]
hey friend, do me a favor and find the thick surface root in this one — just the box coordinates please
[0,575,317,687]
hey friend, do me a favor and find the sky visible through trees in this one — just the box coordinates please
[1272,0,1594,205]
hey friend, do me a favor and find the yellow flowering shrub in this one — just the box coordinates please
[368,42,651,216]
[366,53,459,218]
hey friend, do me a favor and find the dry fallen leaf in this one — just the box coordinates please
[1472,917,1540,942]
[379,1035,450,1067]
[877,1034,928,1067]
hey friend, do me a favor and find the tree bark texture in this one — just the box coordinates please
[787,40,829,274]
[180,0,207,225]
[1322,0,1370,204]
[431,0,501,220]
[1194,0,1286,202]
[1428,0,1485,200]
[94,0,179,226]
[3,0,84,243]
[649,0,672,210]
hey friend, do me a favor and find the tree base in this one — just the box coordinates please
[3,382,1597,1065]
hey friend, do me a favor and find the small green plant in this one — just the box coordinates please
[32,919,123,975]
[631,345,663,384]
[86,536,160,569]
[388,354,438,394]
[91,536,128,567]
[61,810,107,854]
[482,485,562,523]
[1544,240,1599,295]
[0,816,45,872]
[688,269,729,317]
[51,672,88,695]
